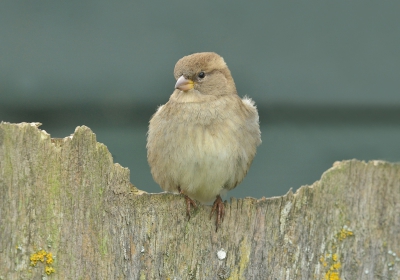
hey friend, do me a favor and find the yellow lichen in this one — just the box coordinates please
[320,227,354,279]
[320,256,328,267]
[321,256,342,280]
[337,228,353,241]
[45,266,56,275]
[30,249,47,266]
[46,252,54,264]
[325,271,340,280]
[30,249,55,275]
[332,262,341,270]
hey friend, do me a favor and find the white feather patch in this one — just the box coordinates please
[242,96,256,108]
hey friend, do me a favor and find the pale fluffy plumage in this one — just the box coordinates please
[147,52,261,203]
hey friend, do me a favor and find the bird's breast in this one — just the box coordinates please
[147,97,259,202]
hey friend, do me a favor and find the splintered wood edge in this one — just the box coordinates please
[2,121,396,205]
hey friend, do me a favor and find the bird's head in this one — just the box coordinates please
[173,52,237,99]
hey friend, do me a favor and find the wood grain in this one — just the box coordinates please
[0,122,399,279]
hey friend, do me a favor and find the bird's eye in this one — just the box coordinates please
[198,71,206,79]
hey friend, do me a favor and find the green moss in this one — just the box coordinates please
[229,237,251,279]
[139,270,146,280]
[99,234,108,256]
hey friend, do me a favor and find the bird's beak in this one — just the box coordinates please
[175,75,194,91]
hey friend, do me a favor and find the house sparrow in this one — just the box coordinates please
[147,52,261,230]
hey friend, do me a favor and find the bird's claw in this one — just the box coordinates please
[178,187,197,220]
[210,195,225,232]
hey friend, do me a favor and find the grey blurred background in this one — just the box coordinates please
[1,1,399,199]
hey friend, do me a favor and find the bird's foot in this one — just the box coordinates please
[178,187,197,220]
[210,195,225,232]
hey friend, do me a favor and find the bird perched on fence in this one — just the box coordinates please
[147,52,261,231]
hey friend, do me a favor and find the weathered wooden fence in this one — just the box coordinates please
[0,122,399,279]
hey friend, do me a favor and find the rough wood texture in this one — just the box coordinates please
[0,122,399,280]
